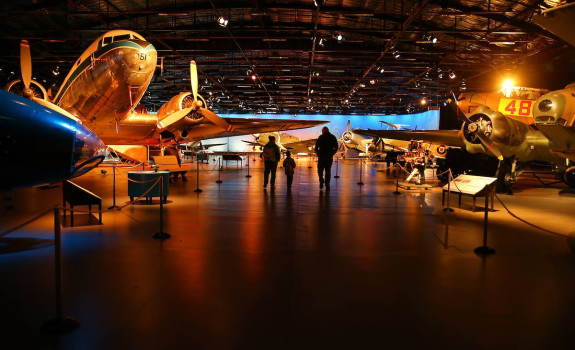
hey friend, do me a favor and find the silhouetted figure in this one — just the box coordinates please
[261,135,281,189]
[283,151,296,189]
[314,126,339,190]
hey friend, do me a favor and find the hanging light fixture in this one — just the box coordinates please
[217,15,228,27]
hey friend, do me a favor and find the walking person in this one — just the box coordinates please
[314,126,339,190]
[283,151,296,190]
[261,135,281,189]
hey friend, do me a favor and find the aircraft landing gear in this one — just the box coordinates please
[563,166,575,188]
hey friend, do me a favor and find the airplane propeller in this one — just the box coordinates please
[20,40,33,98]
[189,61,233,132]
[450,93,503,160]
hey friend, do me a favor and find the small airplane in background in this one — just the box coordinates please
[339,120,412,159]
[0,89,106,190]
[6,30,326,159]
[242,132,317,155]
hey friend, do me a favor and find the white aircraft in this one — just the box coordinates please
[7,30,326,153]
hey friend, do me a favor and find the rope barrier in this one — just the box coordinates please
[198,161,220,174]
[0,208,53,237]
[494,194,565,238]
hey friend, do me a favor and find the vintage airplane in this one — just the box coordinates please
[6,30,326,154]
[355,95,573,190]
[339,120,407,157]
[242,132,317,155]
[0,89,106,190]
[532,82,575,186]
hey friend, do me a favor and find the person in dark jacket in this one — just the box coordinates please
[314,126,339,190]
[283,151,296,189]
[261,135,281,189]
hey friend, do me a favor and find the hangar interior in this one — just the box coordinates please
[1,1,575,349]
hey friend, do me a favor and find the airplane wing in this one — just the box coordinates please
[241,140,261,146]
[533,3,575,47]
[354,129,465,147]
[185,118,327,141]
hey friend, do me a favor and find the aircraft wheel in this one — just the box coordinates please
[563,166,575,188]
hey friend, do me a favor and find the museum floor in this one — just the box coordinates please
[1,157,575,349]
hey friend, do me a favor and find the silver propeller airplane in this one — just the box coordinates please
[7,30,326,151]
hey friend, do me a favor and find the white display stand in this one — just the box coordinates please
[442,174,497,211]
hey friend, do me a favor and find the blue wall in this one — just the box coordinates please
[202,110,439,152]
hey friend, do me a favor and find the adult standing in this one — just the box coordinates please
[314,126,339,190]
[261,135,281,189]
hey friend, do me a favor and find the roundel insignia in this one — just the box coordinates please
[437,145,447,155]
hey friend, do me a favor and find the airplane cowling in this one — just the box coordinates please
[461,106,531,158]
[5,79,48,100]
[156,92,205,136]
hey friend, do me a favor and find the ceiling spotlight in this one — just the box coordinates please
[52,66,60,76]
[421,98,427,105]
[359,83,365,88]
[314,71,320,76]
[313,0,325,7]
[318,38,325,47]
[217,16,228,27]
[378,66,385,73]
[393,51,400,58]
[449,71,456,79]
[334,33,344,42]
[369,79,376,85]
[251,74,257,81]
[310,89,314,94]
[431,36,438,44]
[345,99,349,104]
[438,73,444,79]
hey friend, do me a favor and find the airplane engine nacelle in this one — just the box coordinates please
[533,84,575,127]
[461,106,528,155]
[156,92,205,136]
[5,79,48,100]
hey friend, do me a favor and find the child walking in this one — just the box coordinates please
[283,151,296,189]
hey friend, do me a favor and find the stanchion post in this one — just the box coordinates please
[41,206,79,334]
[216,157,223,183]
[392,166,401,195]
[194,154,203,192]
[153,178,171,240]
[108,163,120,210]
[443,169,454,212]
[334,156,340,179]
[246,154,252,178]
[357,159,364,185]
[474,185,495,256]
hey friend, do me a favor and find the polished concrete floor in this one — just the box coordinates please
[1,157,575,349]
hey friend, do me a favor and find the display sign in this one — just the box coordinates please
[498,98,534,118]
[443,174,497,196]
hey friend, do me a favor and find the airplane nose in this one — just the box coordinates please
[70,123,107,178]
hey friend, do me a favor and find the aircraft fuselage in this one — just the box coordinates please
[53,30,157,144]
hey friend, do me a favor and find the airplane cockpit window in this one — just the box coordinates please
[113,34,131,42]
[102,36,112,46]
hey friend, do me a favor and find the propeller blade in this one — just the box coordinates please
[157,107,194,130]
[449,92,472,124]
[190,61,198,103]
[200,107,234,132]
[20,40,32,90]
[346,119,351,132]
[476,133,504,160]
